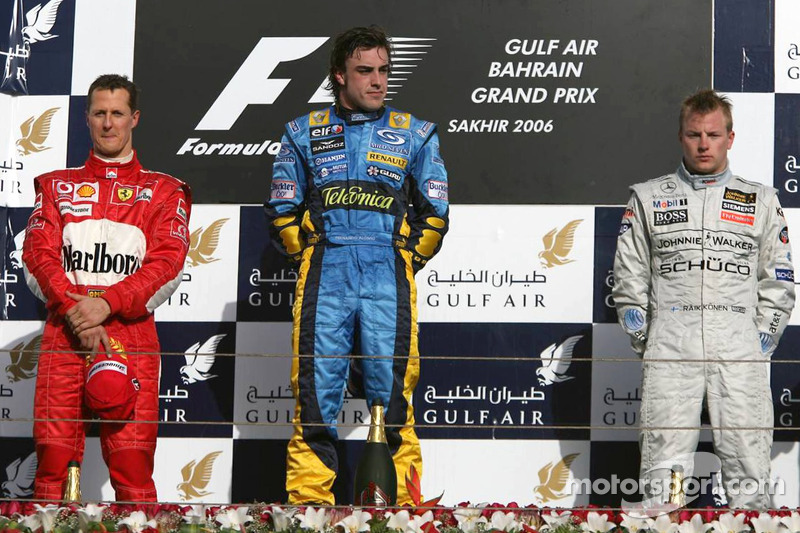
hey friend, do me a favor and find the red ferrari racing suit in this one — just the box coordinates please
[22,151,191,501]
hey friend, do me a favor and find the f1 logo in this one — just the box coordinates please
[196,37,330,131]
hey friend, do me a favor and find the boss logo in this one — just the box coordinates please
[653,209,687,226]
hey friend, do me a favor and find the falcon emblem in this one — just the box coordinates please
[538,219,583,268]
[22,0,64,44]
[536,335,582,386]
[180,334,225,385]
[186,218,228,267]
[2,452,37,498]
[533,453,579,503]
[5,335,42,382]
[16,107,59,156]
[176,451,222,501]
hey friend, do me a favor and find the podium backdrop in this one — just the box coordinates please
[3,0,800,508]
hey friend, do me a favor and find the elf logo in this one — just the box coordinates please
[196,37,435,130]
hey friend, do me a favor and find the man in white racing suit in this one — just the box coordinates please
[613,89,794,509]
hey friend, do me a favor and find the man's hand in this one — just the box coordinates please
[65,292,111,334]
[76,324,111,362]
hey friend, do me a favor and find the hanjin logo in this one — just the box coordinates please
[195,36,435,131]
[16,107,59,156]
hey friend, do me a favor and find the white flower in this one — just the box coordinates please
[677,514,713,533]
[385,510,438,533]
[750,513,785,533]
[619,512,654,533]
[780,512,800,533]
[386,510,412,532]
[710,512,748,533]
[19,513,42,532]
[335,510,372,533]
[182,505,206,525]
[580,512,616,533]
[491,511,520,533]
[541,511,572,531]
[297,507,329,532]
[215,507,253,530]
[118,511,157,533]
[650,514,679,533]
[77,503,107,532]
[34,504,61,533]
[270,506,298,531]
[453,506,488,533]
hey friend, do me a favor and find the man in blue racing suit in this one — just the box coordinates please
[264,25,449,505]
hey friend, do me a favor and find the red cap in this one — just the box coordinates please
[84,339,139,420]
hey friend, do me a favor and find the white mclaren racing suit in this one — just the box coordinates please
[612,163,795,509]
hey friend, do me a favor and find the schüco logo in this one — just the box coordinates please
[177,36,435,157]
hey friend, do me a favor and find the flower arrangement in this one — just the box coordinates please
[1,502,800,533]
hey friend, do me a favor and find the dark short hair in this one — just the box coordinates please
[680,89,733,132]
[86,74,140,113]
[327,25,392,101]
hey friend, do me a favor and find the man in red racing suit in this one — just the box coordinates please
[22,74,191,501]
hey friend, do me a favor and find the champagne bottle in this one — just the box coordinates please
[668,464,685,507]
[353,399,397,507]
[62,460,81,502]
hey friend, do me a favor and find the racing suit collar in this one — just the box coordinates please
[677,160,732,189]
[85,150,142,179]
[334,104,385,125]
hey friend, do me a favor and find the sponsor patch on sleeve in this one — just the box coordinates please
[27,216,45,231]
[171,219,190,244]
[427,180,448,201]
[32,193,42,214]
[176,198,188,221]
[776,268,795,282]
[619,222,632,235]
[780,226,790,244]
[271,180,296,200]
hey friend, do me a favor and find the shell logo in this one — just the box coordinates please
[77,184,96,198]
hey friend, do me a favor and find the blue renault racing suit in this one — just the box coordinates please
[264,105,449,505]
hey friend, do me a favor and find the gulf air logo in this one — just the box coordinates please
[16,107,59,156]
